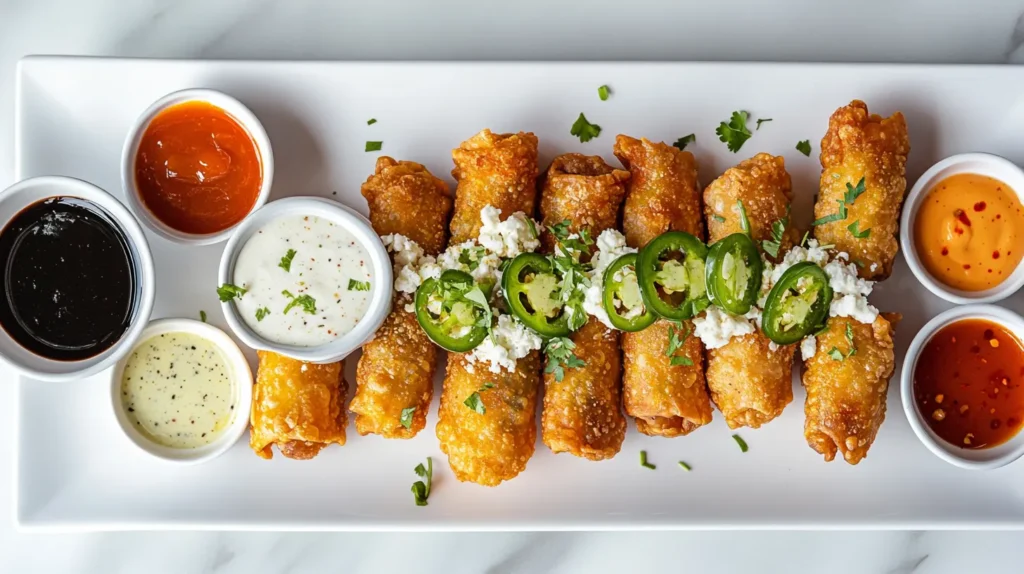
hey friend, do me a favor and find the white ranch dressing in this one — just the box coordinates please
[234,214,373,346]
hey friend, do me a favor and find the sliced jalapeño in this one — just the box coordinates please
[602,253,657,332]
[414,269,490,352]
[501,252,571,338]
[761,262,833,345]
[705,233,763,315]
[635,230,710,321]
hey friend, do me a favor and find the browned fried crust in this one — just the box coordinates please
[815,100,910,280]
[539,153,630,252]
[706,333,795,429]
[360,157,452,256]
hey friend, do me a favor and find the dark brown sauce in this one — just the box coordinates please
[0,197,137,361]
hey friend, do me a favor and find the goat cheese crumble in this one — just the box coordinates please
[581,229,636,329]
[464,312,543,373]
[693,306,757,349]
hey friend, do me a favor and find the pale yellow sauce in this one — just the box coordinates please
[120,332,236,449]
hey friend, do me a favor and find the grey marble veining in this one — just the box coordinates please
[4,0,1024,572]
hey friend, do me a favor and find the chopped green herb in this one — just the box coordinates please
[411,457,432,506]
[256,307,270,322]
[217,283,247,302]
[544,337,586,382]
[732,434,749,453]
[678,461,692,471]
[367,118,377,125]
[712,214,726,223]
[847,220,871,239]
[666,323,693,366]
[570,113,602,143]
[800,230,810,247]
[365,141,383,152]
[278,249,297,272]
[811,200,848,226]
[400,407,416,429]
[716,111,752,153]
[640,450,656,470]
[673,134,696,151]
[281,290,317,315]
[828,347,845,361]
[199,310,207,323]
[811,177,867,226]
[843,177,867,205]
[463,382,496,414]
[736,201,751,235]
[526,217,539,239]
[598,85,611,101]
[796,140,812,156]
[829,325,858,361]
[762,216,788,258]
[756,118,772,130]
[348,279,372,291]
[670,356,694,367]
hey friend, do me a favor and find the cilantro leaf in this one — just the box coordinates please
[463,382,495,414]
[735,201,751,235]
[282,290,317,315]
[673,134,696,151]
[255,307,270,322]
[570,113,602,143]
[756,118,772,130]
[670,356,694,367]
[400,407,416,429]
[544,337,586,382]
[199,310,207,323]
[847,220,871,239]
[411,457,432,506]
[796,140,812,156]
[716,111,752,153]
[828,347,845,361]
[843,177,867,205]
[811,200,848,226]
[365,141,383,152]
[367,118,377,125]
[665,322,693,366]
[598,85,611,101]
[278,249,297,272]
[762,217,788,258]
[348,279,372,291]
[217,283,247,302]
[712,214,726,223]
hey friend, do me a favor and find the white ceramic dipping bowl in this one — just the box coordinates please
[0,176,155,382]
[901,304,1024,470]
[218,196,392,364]
[110,318,253,465]
[120,88,274,245]
[900,153,1024,304]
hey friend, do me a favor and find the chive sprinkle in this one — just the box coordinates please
[732,434,749,453]
[678,461,692,471]
[640,450,656,470]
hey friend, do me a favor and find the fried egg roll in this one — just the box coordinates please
[816,100,910,280]
[250,351,347,460]
[803,314,898,465]
[538,154,629,460]
[351,158,453,438]
[703,153,797,429]
[437,129,541,486]
[449,129,540,244]
[615,135,712,436]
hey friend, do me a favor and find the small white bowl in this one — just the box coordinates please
[900,153,1024,304]
[0,176,155,382]
[110,318,253,465]
[120,88,274,245]
[218,196,392,364]
[901,304,1024,470]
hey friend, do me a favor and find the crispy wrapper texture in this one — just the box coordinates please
[351,158,452,438]
[449,129,539,244]
[437,128,541,485]
[803,314,899,465]
[615,135,712,436]
[537,153,630,459]
[538,153,630,251]
[816,100,910,280]
[436,352,542,486]
[703,153,797,428]
[250,351,347,460]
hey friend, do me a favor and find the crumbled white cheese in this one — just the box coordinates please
[800,335,817,361]
[581,229,637,329]
[465,312,543,373]
[768,239,831,287]
[693,305,756,349]
[823,257,878,323]
[477,206,540,259]
[381,233,441,296]
[436,240,502,284]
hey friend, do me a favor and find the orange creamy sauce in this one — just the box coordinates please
[914,319,1024,449]
[134,101,262,235]
[914,173,1024,291]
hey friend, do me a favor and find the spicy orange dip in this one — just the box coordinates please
[914,318,1024,449]
[914,173,1024,291]
[135,100,262,235]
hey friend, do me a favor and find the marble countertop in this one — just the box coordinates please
[4,0,1024,572]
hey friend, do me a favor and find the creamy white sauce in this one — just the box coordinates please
[234,214,373,346]
[120,332,236,449]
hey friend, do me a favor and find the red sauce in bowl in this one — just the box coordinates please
[134,100,262,235]
[913,318,1024,449]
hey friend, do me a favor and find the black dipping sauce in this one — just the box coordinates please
[0,197,137,361]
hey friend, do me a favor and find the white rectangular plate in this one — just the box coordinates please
[15,57,1024,530]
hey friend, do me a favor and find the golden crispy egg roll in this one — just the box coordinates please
[803,314,898,465]
[250,351,347,460]
[538,153,629,460]
[437,129,541,486]
[449,129,539,244]
[615,135,712,436]
[816,100,910,280]
[351,158,453,438]
[703,153,797,428]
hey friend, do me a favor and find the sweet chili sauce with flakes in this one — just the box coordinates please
[914,318,1024,449]
[134,100,262,235]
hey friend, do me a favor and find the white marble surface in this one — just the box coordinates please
[5,0,1024,572]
